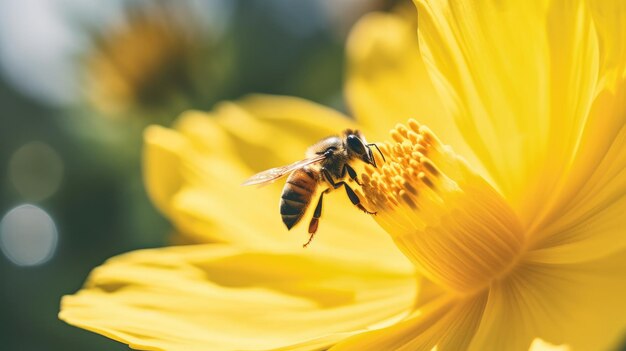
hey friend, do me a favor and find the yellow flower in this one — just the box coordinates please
[84,3,211,118]
[60,0,626,350]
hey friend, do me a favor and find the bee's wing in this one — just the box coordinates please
[241,154,326,186]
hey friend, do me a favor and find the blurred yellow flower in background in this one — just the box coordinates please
[83,3,224,120]
[60,0,625,350]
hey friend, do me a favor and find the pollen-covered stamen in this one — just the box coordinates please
[360,120,525,295]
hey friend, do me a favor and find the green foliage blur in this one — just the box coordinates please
[0,0,397,349]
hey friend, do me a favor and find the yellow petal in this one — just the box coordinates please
[144,125,190,215]
[344,11,483,174]
[415,0,604,225]
[469,251,626,351]
[586,0,626,91]
[526,79,626,263]
[60,244,417,351]
[520,2,626,254]
[144,94,412,272]
[328,250,626,350]
[330,292,488,350]
[211,94,358,170]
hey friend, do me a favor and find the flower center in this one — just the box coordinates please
[360,120,525,295]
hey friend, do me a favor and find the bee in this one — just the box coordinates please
[242,129,384,247]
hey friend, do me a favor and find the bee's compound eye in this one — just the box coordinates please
[347,135,366,155]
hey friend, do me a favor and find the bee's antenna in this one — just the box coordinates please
[368,143,386,163]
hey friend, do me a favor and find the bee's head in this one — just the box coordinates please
[345,130,381,168]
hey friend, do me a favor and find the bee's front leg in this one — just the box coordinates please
[342,164,362,186]
[321,168,375,215]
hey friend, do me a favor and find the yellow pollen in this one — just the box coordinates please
[361,120,525,295]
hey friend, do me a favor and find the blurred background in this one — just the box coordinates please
[0,0,400,349]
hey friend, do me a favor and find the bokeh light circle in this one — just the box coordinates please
[0,204,58,266]
[8,141,64,201]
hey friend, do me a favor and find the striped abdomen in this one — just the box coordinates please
[280,168,318,230]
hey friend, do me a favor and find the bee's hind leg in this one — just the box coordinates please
[304,189,329,248]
